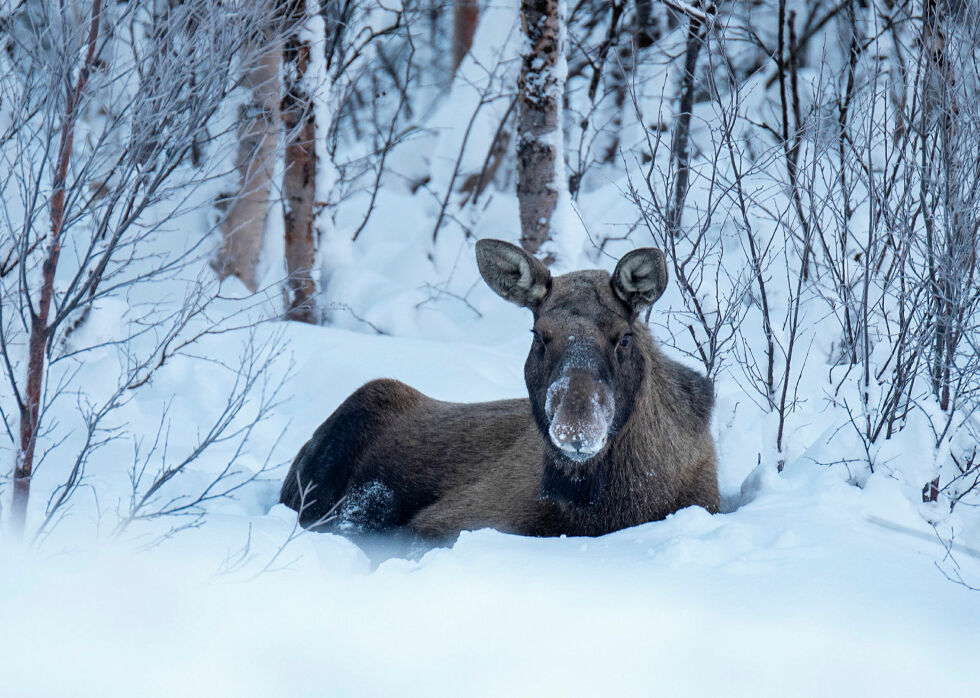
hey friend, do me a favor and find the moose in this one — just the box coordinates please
[280,239,719,539]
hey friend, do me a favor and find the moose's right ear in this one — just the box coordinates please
[476,239,551,309]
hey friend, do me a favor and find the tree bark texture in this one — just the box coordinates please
[667,14,704,237]
[281,0,318,324]
[517,0,566,255]
[452,0,480,74]
[213,33,282,293]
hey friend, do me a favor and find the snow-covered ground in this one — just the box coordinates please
[2,319,979,696]
[3,483,978,697]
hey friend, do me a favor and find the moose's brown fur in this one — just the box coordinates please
[280,240,719,539]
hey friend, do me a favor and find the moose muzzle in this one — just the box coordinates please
[544,346,616,462]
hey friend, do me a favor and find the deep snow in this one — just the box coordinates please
[2,322,979,697]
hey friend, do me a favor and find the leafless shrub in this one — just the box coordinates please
[623,16,750,383]
[111,329,290,547]
[0,0,291,541]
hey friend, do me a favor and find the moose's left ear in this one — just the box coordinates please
[611,247,668,310]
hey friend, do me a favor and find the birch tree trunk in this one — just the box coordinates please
[452,0,480,73]
[516,0,566,254]
[11,0,103,537]
[281,0,318,323]
[213,28,281,292]
[667,13,704,237]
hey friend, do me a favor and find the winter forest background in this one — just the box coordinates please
[1,0,978,695]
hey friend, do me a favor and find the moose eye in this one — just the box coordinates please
[531,330,543,344]
[618,334,632,349]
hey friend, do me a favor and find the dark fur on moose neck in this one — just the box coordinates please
[538,423,650,537]
[540,454,609,510]
[537,417,649,535]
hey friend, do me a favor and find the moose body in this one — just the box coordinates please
[280,240,719,539]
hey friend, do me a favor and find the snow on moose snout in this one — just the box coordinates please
[545,369,616,462]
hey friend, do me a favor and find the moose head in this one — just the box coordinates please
[476,239,668,467]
